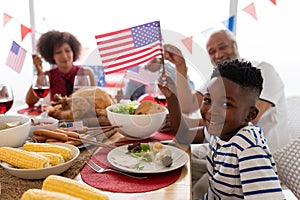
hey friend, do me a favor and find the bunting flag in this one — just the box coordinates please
[269,0,276,5]
[3,12,12,27]
[222,16,235,33]
[5,41,26,73]
[243,2,258,21]
[95,21,163,75]
[21,24,31,41]
[181,36,193,54]
[200,27,214,38]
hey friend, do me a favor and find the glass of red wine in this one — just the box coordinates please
[32,74,50,112]
[0,84,14,115]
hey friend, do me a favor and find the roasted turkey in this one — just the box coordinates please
[48,87,116,126]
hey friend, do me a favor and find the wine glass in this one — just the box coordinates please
[32,74,50,112]
[73,75,91,92]
[0,84,14,115]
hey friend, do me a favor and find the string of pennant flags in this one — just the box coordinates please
[1,0,277,74]
[2,12,32,41]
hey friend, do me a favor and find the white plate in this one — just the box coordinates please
[0,143,80,179]
[107,143,189,174]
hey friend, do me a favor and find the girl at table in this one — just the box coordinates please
[158,60,284,199]
[26,30,96,106]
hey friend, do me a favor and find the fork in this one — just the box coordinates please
[85,160,147,179]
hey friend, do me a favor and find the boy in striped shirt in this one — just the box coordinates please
[158,59,285,199]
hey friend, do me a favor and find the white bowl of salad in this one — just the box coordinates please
[106,101,167,139]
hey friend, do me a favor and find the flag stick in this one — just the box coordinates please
[160,42,167,87]
[160,40,166,76]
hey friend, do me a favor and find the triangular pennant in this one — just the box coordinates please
[3,13,12,27]
[221,16,235,33]
[269,0,276,5]
[200,27,214,38]
[243,2,258,21]
[21,24,31,41]
[181,36,193,54]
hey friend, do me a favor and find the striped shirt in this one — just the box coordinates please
[203,124,285,200]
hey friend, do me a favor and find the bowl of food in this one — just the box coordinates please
[106,100,168,139]
[29,117,59,136]
[0,115,31,147]
[0,143,80,179]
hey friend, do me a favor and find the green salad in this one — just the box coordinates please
[128,143,152,162]
[110,101,139,115]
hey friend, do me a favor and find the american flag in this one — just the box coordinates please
[125,66,149,85]
[95,21,163,74]
[5,41,26,73]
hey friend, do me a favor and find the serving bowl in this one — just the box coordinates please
[0,115,31,147]
[29,117,59,136]
[0,143,79,179]
[106,103,168,139]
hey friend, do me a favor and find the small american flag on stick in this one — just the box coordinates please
[5,41,26,73]
[95,21,163,74]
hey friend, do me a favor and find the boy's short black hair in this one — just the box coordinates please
[211,59,263,97]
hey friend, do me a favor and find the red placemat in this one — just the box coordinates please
[150,131,174,141]
[80,147,182,193]
[17,106,42,116]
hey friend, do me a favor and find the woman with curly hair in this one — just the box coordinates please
[26,30,96,106]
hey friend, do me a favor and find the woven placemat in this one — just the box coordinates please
[81,147,182,193]
[0,147,96,200]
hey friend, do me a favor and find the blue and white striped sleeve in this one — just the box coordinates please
[238,146,285,200]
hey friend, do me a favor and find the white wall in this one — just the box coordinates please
[236,0,300,96]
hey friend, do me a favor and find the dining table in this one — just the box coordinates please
[1,105,192,200]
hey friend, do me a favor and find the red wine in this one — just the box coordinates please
[154,95,167,106]
[33,88,50,98]
[0,99,13,114]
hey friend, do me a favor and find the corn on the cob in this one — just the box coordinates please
[23,143,71,161]
[42,175,109,200]
[0,147,50,169]
[36,152,65,166]
[21,189,82,200]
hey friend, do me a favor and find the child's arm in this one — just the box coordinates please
[167,93,204,144]
[158,73,204,144]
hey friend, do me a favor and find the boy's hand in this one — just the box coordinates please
[157,72,177,98]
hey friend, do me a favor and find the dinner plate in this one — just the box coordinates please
[107,143,189,174]
[0,143,80,179]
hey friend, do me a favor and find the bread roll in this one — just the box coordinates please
[134,100,165,115]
